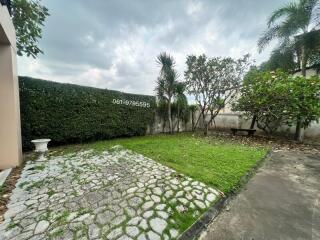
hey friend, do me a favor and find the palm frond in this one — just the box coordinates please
[267,3,298,27]
[156,52,175,73]
[278,18,303,37]
[155,77,167,100]
[302,0,318,16]
[155,52,179,100]
[313,0,320,27]
[260,0,318,52]
[258,25,280,52]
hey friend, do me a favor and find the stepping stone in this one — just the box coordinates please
[142,201,154,210]
[107,227,123,239]
[96,211,115,225]
[157,211,169,219]
[194,200,206,209]
[151,195,161,203]
[207,193,216,202]
[170,229,179,238]
[178,197,188,205]
[139,219,148,230]
[88,224,100,239]
[150,217,167,234]
[155,204,166,211]
[112,215,126,226]
[147,231,161,240]
[152,187,162,195]
[126,226,140,238]
[143,210,153,219]
[34,220,49,234]
[137,233,147,240]
[127,187,138,193]
[164,190,173,198]
[128,216,142,225]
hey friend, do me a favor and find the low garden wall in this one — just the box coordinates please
[209,112,320,139]
[19,77,156,150]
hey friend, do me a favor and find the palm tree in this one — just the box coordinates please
[258,0,319,141]
[259,0,319,75]
[155,52,178,133]
[173,82,188,132]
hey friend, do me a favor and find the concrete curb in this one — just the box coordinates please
[178,196,228,240]
[0,168,12,187]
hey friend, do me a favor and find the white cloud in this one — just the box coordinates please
[17,0,289,95]
[186,0,203,17]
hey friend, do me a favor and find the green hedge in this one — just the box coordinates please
[19,77,156,150]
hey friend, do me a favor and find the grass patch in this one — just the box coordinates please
[91,134,267,193]
[6,220,19,230]
[52,133,268,194]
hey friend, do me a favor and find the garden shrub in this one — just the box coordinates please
[19,77,156,150]
[233,69,320,136]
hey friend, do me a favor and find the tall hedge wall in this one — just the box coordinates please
[19,77,156,150]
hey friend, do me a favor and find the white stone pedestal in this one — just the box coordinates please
[31,139,51,152]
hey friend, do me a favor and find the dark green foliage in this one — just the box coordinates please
[260,47,298,72]
[19,77,156,150]
[233,70,320,137]
[12,0,50,58]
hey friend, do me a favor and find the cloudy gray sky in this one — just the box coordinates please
[18,0,288,95]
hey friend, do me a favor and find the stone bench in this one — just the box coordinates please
[231,128,256,137]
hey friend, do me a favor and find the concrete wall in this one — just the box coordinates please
[207,112,320,139]
[148,106,320,139]
[149,113,194,134]
[0,4,22,169]
[293,68,318,78]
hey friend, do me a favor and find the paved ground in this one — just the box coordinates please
[200,150,320,240]
[0,146,219,240]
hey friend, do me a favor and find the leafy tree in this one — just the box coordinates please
[12,0,49,58]
[188,104,198,131]
[234,70,290,135]
[258,0,320,140]
[185,54,250,135]
[234,70,320,139]
[173,82,188,132]
[155,52,179,133]
[286,74,320,133]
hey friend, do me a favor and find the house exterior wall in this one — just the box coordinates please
[0,3,22,169]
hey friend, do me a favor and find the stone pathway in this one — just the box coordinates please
[0,146,219,240]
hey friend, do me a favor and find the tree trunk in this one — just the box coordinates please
[250,115,257,129]
[168,97,173,134]
[301,45,307,77]
[177,105,180,133]
[294,45,307,142]
[191,111,195,132]
[202,111,208,136]
[294,116,303,142]
[204,123,208,136]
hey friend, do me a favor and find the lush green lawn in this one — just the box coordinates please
[55,133,268,194]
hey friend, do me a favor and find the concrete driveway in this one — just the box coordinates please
[200,149,320,240]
